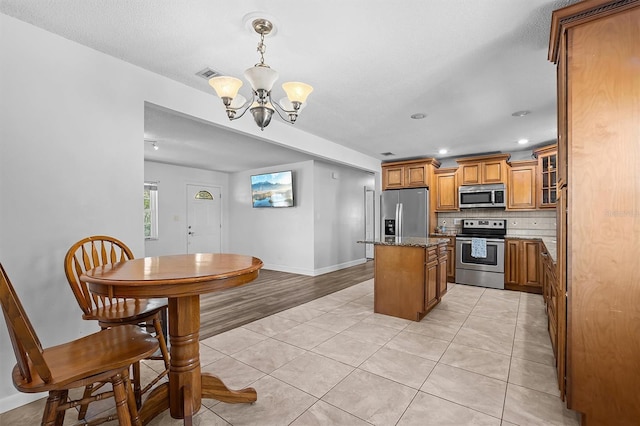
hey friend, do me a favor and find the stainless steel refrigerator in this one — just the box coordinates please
[381,188,429,238]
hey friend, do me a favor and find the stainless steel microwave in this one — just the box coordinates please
[458,183,506,208]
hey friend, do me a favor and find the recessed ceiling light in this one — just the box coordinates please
[380,152,395,156]
[511,110,531,117]
[439,149,448,155]
[517,139,529,145]
[410,113,427,120]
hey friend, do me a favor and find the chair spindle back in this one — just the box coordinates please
[64,236,134,315]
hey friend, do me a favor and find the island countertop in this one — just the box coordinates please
[358,237,449,248]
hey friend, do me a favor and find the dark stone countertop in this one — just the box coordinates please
[358,237,449,248]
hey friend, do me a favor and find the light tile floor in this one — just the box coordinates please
[1,280,581,425]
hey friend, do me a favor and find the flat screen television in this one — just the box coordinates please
[250,170,294,208]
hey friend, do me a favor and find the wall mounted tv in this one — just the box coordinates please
[250,170,294,208]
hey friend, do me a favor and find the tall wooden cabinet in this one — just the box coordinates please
[549,1,640,424]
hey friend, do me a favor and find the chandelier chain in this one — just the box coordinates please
[257,32,266,66]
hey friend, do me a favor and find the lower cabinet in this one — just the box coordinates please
[425,246,439,312]
[540,245,563,393]
[505,239,541,293]
[546,260,558,354]
[431,235,455,283]
[437,243,448,297]
[373,242,447,321]
[446,244,455,283]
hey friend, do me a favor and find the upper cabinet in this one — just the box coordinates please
[507,160,537,210]
[534,144,557,208]
[434,168,458,211]
[381,158,440,190]
[456,154,510,185]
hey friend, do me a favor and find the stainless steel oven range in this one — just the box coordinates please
[455,219,506,289]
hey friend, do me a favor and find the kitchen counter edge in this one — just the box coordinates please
[358,237,449,248]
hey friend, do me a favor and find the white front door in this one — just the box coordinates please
[186,184,222,254]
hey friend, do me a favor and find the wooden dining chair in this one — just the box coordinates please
[64,235,170,419]
[1,262,159,426]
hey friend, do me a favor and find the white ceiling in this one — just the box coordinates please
[1,0,577,172]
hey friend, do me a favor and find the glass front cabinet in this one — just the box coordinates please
[534,144,557,208]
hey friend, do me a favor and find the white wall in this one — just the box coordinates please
[0,14,146,410]
[313,162,375,273]
[229,161,316,274]
[228,160,374,276]
[144,161,229,256]
[0,14,381,412]
[0,14,380,412]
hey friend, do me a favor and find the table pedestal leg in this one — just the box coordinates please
[168,296,201,419]
[142,295,257,424]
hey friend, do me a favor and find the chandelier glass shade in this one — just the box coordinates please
[209,18,313,130]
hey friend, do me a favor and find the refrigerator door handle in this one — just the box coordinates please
[397,203,403,237]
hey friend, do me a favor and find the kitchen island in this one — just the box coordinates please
[360,237,449,321]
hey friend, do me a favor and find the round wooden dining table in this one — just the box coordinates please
[81,253,263,425]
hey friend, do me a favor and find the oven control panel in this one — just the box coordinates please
[462,219,506,230]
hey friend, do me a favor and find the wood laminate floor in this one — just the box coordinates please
[199,260,374,339]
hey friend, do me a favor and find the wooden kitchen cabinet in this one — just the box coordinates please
[504,238,541,293]
[540,243,563,397]
[507,160,537,210]
[437,242,448,297]
[433,235,455,283]
[434,168,458,211]
[382,164,405,188]
[549,2,640,422]
[381,158,440,190]
[555,187,567,400]
[425,246,439,312]
[534,144,557,208]
[456,153,510,185]
[541,249,558,352]
[545,256,558,354]
[373,241,447,321]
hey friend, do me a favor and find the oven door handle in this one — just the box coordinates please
[456,237,504,243]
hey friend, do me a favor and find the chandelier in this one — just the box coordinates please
[209,18,313,131]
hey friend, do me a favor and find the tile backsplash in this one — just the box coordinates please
[437,209,556,237]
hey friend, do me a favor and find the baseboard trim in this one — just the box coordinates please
[263,258,368,277]
[312,258,367,276]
